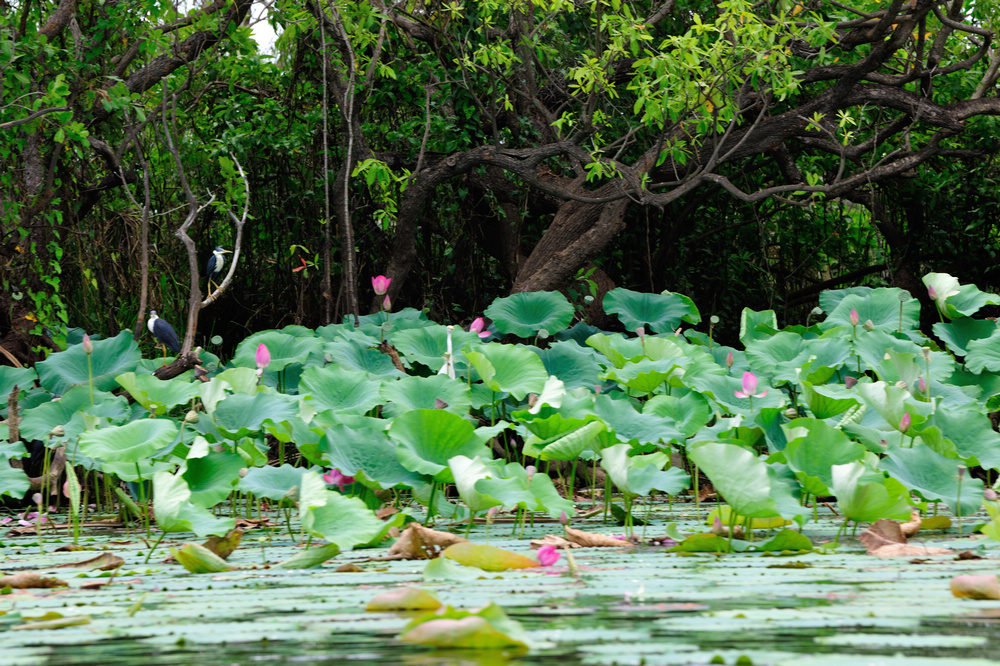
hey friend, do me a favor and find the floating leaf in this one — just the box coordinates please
[366,587,443,611]
[275,544,341,569]
[951,574,1000,600]
[442,543,540,571]
[171,542,234,574]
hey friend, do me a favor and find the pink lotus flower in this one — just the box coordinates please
[558,510,569,526]
[734,371,768,399]
[256,343,270,370]
[536,544,561,566]
[899,412,911,432]
[0,516,11,525]
[82,333,93,354]
[985,488,998,502]
[918,377,927,394]
[372,275,391,296]
[322,468,355,491]
[850,308,859,327]
[928,285,938,300]
[470,317,490,339]
[382,295,391,311]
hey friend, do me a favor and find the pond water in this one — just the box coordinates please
[3,503,999,665]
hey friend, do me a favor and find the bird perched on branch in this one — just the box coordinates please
[148,310,180,362]
[206,246,231,293]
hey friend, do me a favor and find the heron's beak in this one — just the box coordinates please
[222,249,232,254]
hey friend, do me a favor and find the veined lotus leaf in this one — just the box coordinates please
[232,330,323,372]
[380,374,472,416]
[211,367,259,396]
[116,372,200,416]
[688,441,807,522]
[213,391,300,438]
[399,602,530,650]
[853,330,954,383]
[153,470,235,537]
[964,328,1000,374]
[685,372,787,415]
[855,381,929,432]
[20,385,126,445]
[316,322,381,346]
[448,455,503,514]
[926,404,1000,470]
[820,288,920,332]
[299,365,383,415]
[315,420,424,489]
[0,463,30,499]
[601,443,690,498]
[933,317,999,356]
[465,344,547,400]
[36,330,141,395]
[484,291,574,338]
[593,394,684,446]
[602,357,681,394]
[798,380,859,419]
[585,332,645,368]
[746,332,851,385]
[783,418,865,496]
[183,450,244,507]
[78,418,179,463]
[531,341,604,389]
[739,307,778,346]
[171,543,233,574]
[880,443,984,517]
[366,587,442,612]
[322,339,404,377]
[238,464,306,501]
[644,392,711,438]
[831,461,913,523]
[389,409,491,482]
[390,325,479,372]
[923,272,1000,319]
[602,287,701,334]
[0,366,37,399]
[475,461,575,518]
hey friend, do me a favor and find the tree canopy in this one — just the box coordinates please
[2,0,1000,362]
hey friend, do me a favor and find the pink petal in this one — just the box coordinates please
[372,275,391,295]
[256,343,270,370]
[741,371,757,396]
[537,545,561,566]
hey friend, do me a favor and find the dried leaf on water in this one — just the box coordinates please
[55,552,124,571]
[366,586,443,611]
[530,534,581,549]
[0,572,68,589]
[202,528,244,560]
[900,510,922,537]
[860,518,952,558]
[564,526,633,548]
[386,523,467,560]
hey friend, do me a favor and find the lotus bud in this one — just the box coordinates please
[725,351,734,368]
[239,467,249,478]
[528,394,539,408]
[918,377,927,394]
[50,425,65,437]
[899,413,911,432]
[383,295,391,311]
[82,333,93,354]
[845,376,858,389]
[928,285,938,300]
[879,439,888,448]
[559,510,569,526]
[811,306,823,316]
[783,408,799,419]
[184,410,200,423]
[850,309,860,327]
[985,488,998,502]
[636,327,645,339]
[487,506,499,524]
[32,493,42,505]
[594,384,602,395]
[863,319,875,331]
[525,465,536,482]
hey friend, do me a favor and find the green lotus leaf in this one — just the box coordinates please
[603,288,701,334]
[797,381,859,419]
[585,332,644,368]
[465,343,547,400]
[923,272,1000,319]
[298,470,390,549]
[232,330,324,372]
[19,386,124,445]
[213,391,300,438]
[153,470,235,537]
[925,404,1000,470]
[783,418,866,496]
[275,544,341,569]
[323,339,404,377]
[78,418,179,463]
[389,409,492,482]
[593,394,684,446]
[484,291,574,338]
[183,450,244,507]
[853,330,954,383]
[746,332,851,385]
[687,373,787,415]
[399,602,529,650]
[316,420,427,489]
[964,327,1000,374]
[688,441,807,522]
[238,464,307,501]
[643,392,712,438]
[36,330,141,394]
[380,374,472,416]
[531,340,605,390]
[0,366,37,400]
[390,325,480,372]
[0,462,30,500]
[820,288,920,332]
[933,318,999,356]
[831,461,913,523]
[602,443,690,498]
[449,455,504,514]
[116,372,200,416]
[739,307,778,346]
[300,365,383,415]
[880,443,983,517]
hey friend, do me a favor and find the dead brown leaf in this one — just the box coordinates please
[957,550,984,560]
[234,518,271,529]
[0,572,68,589]
[53,544,87,552]
[376,506,399,520]
[55,552,124,571]
[529,534,581,549]
[386,523,468,560]
[335,563,365,572]
[564,527,633,548]
[860,518,952,558]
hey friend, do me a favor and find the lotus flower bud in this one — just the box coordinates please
[899,413,911,432]
[559,510,569,526]
[50,425,65,437]
[985,488,998,502]
[845,376,858,389]
[928,285,938,300]
[725,351,734,368]
[850,309,860,327]
[918,377,927,394]
[636,327,645,339]
[863,319,875,331]
[82,333,93,354]
[184,410,200,423]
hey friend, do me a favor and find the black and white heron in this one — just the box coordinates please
[206,246,231,292]
[147,310,180,361]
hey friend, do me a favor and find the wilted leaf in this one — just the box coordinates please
[171,542,234,573]
[900,510,922,537]
[0,572,68,589]
[275,543,340,569]
[366,586,443,611]
[950,574,1000,600]
[530,534,581,549]
[54,552,124,571]
[442,543,540,571]
[860,519,953,558]
[387,523,468,560]
[564,526,633,548]
[399,616,526,649]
